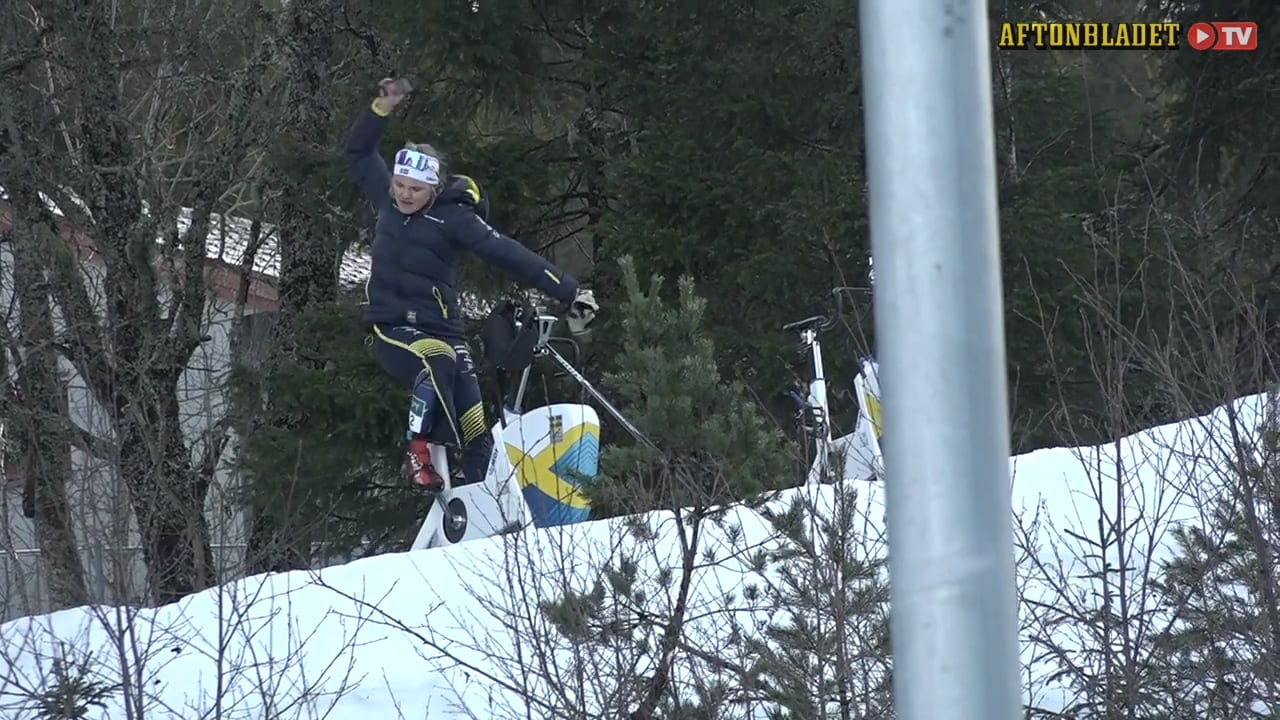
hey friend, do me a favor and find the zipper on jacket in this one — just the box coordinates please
[433,286,449,318]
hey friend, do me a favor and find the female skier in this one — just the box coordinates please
[344,78,598,490]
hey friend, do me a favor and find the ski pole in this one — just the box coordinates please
[543,345,658,451]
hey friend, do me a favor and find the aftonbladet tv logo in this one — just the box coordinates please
[996,21,1258,52]
[1186,21,1258,51]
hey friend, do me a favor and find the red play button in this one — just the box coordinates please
[1188,22,1217,51]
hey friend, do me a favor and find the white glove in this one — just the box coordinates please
[565,288,599,336]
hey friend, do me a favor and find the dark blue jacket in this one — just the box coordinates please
[344,103,579,341]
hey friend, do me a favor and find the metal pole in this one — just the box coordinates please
[858,1,1021,719]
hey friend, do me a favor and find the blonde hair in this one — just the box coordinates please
[403,141,448,182]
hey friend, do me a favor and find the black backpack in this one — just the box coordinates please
[477,299,538,372]
[446,174,490,221]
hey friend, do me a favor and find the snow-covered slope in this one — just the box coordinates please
[0,393,1270,719]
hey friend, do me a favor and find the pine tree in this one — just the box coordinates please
[591,0,872,438]
[588,256,794,514]
[745,483,893,720]
[228,298,424,565]
[1148,395,1280,719]
[535,258,796,719]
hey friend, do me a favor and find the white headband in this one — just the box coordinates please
[393,148,440,185]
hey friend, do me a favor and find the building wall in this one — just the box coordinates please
[0,240,272,621]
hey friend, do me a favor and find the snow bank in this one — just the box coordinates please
[0,393,1270,719]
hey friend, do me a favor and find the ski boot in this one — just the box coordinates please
[403,438,470,539]
[403,437,445,492]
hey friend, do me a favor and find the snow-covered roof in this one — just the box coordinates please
[1,185,509,318]
[0,184,373,290]
[173,206,491,317]
[168,204,373,290]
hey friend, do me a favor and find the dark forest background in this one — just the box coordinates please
[0,0,1276,667]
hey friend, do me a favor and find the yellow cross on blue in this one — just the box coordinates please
[505,421,600,526]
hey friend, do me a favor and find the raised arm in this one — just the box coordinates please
[449,208,579,305]
[343,80,408,206]
[343,104,391,204]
